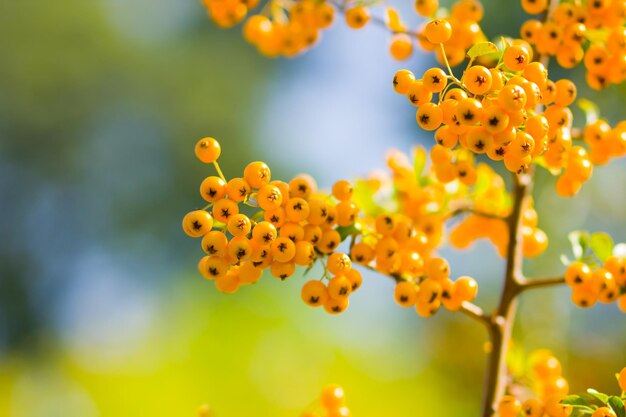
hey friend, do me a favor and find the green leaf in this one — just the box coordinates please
[590,232,614,262]
[577,99,600,125]
[587,389,610,404]
[413,146,427,181]
[467,42,498,59]
[561,395,589,407]
[336,223,360,242]
[352,179,382,217]
[608,396,626,417]
[569,230,591,260]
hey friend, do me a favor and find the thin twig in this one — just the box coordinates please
[459,301,491,327]
[519,276,566,292]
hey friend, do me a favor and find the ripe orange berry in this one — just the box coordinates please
[285,197,310,222]
[227,236,252,262]
[454,276,478,301]
[328,275,352,300]
[592,407,617,417]
[301,280,329,307]
[257,184,283,211]
[332,180,354,201]
[202,230,229,256]
[426,257,450,281]
[503,45,530,71]
[457,98,484,126]
[424,18,452,44]
[521,0,547,14]
[201,255,229,279]
[482,105,509,134]
[554,79,577,107]
[195,137,221,163]
[522,227,548,258]
[498,84,527,113]
[318,229,341,253]
[346,269,363,291]
[200,176,227,202]
[415,0,438,16]
[522,399,544,417]
[394,281,417,307]
[565,261,592,286]
[422,67,448,93]
[498,395,522,417]
[243,161,271,188]
[345,5,369,29]
[393,69,416,94]
[320,384,345,410]
[351,242,375,264]
[213,198,239,223]
[271,261,296,280]
[324,297,349,314]
[251,221,277,245]
[416,102,443,130]
[238,261,263,284]
[226,177,251,202]
[215,270,240,293]
[227,213,252,237]
[289,176,316,199]
[271,237,296,263]
[183,210,214,238]
[407,80,433,107]
[390,33,414,60]
[463,65,493,95]
[327,252,352,275]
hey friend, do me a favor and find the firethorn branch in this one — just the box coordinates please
[518,275,566,292]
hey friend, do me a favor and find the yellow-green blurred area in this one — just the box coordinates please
[1,1,625,416]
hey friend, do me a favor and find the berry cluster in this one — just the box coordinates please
[300,384,351,417]
[499,350,626,417]
[393,36,626,198]
[184,137,533,315]
[565,257,626,312]
[241,0,335,57]
[416,0,487,67]
[184,137,366,314]
[499,351,573,417]
[392,257,478,317]
[520,0,626,89]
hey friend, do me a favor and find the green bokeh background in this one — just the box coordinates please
[0,1,625,416]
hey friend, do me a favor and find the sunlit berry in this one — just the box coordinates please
[301,280,329,307]
[195,137,221,163]
[183,210,214,238]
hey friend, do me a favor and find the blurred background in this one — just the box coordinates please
[1,0,625,416]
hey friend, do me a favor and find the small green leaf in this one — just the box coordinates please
[467,42,498,59]
[608,396,626,417]
[569,230,591,260]
[587,389,610,404]
[562,395,588,406]
[613,243,626,257]
[590,232,614,262]
[352,180,382,217]
[577,99,600,125]
[336,223,360,242]
[413,146,427,181]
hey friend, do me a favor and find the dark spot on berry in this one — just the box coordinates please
[208,267,219,276]
[488,117,500,126]
[192,220,203,231]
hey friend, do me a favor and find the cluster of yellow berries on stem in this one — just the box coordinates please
[393,31,626,197]
[565,242,626,313]
[520,0,626,89]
